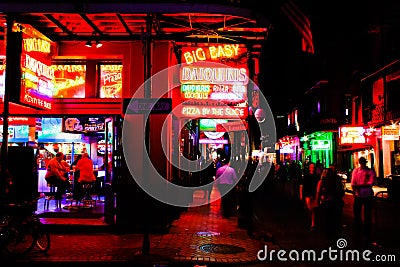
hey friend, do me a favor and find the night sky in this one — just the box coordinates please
[258,0,397,117]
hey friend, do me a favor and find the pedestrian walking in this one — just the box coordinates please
[299,162,320,231]
[351,156,377,246]
[316,167,345,240]
[201,158,215,200]
[215,158,238,218]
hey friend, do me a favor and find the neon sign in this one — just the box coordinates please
[97,139,112,155]
[52,64,86,98]
[63,117,105,133]
[180,66,248,84]
[23,38,51,53]
[204,131,225,139]
[100,64,122,98]
[199,139,228,144]
[178,105,247,119]
[0,60,5,97]
[183,44,240,64]
[181,84,210,99]
[199,119,228,131]
[9,23,56,109]
[311,140,331,150]
[178,46,249,119]
[339,126,366,144]
[0,117,36,125]
[209,84,245,101]
[382,125,399,140]
[280,147,294,153]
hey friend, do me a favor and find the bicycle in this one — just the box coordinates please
[0,196,50,255]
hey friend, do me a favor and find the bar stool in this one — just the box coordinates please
[80,182,97,208]
[44,184,62,210]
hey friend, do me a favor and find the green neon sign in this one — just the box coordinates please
[311,139,331,150]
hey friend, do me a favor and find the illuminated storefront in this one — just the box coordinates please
[173,44,252,169]
[336,126,378,174]
[301,131,335,168]
[0,1,270,233]
[0,15,265,228]
[277,135,301,163]
[381,124,400,177]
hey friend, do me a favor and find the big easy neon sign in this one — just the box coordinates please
[176,44,249,119]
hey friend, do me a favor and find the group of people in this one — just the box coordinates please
[300,156,377,244]
[44,152,96,201]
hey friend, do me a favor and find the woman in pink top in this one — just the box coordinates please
[75,153,96,201]
[76,153,96,183]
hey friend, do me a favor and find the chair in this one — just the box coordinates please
[95,176,105,202]
[44,184,62,210]
[80,182,97,208]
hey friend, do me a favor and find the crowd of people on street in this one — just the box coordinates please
[193,153,378,247]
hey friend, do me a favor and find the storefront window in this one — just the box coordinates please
[52,63,86,98]
[99,63,122,98]
[0,57,5,98]
[394,140,400,174]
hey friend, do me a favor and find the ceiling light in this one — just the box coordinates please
[85,40,92,48]
[95,40,103,48]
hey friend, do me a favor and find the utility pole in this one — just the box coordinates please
[141,13,153,256]
[246,46,255,154]
[1,15,15,203]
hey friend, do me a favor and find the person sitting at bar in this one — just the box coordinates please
[68,154,82,200]
[75,153,97,200]
[61,155,71,179]
[45,152,70,200]
[71,154,82,170]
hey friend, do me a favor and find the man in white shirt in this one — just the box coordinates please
[351,156,377,245]
[216,158,238,218]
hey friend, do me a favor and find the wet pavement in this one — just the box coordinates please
[2,181,400,267]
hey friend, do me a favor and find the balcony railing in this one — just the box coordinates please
[387,109,400,121]
[371,104,385,123]
[366,103,400,124]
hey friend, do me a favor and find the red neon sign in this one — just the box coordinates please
[100,64,123,98]
[9,23,56,110]
[52,64,86,98]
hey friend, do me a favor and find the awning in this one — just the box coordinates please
[336,145,373,153]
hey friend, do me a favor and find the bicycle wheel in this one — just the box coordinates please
[5,220,35,255]
[34,221,50,252]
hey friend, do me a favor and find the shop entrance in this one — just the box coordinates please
[32,116,115,223]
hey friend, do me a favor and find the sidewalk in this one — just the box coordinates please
[3,187,277,267]
[3,181,399,267]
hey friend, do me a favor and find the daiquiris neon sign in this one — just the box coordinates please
[180,66,248,84]
[12,23,56,110]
